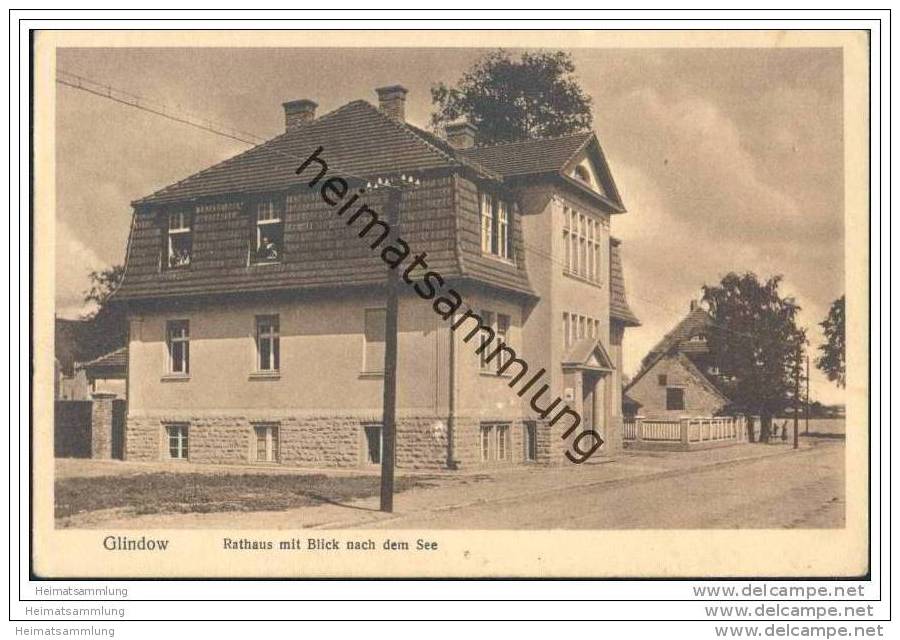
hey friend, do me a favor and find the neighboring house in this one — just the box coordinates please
[625,300,730,420]
[55,317,91,400]
[78,347,128,399]
[113,84,639,469]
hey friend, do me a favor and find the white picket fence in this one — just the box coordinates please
[623,415,746,446]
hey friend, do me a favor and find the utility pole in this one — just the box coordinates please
[793,344,800,450]
[805,354,810,435]
[380,186,402,513]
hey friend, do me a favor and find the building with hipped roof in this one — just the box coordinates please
[113,84,639,469]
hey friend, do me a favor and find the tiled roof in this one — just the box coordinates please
[625,304,723,396]
[609,238,639,326]
[645,305,713,363]
[78,346,127,372]
[136,101,491,206]
[459,132,593,177]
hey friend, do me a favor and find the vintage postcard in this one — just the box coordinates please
[31,29,870,578]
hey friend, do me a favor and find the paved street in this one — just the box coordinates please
[58,437,844,529]
[359,439,845,529]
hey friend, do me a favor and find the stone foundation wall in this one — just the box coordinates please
[126,413,450,469]
[126,411,619,469]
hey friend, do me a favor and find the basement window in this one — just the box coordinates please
[364,423,383,465]
[253,423,279,463]
[166,424,189,460]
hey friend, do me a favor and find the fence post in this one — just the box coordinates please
[680,418,690,448]
[90,392,117,459]
[634,415,644,444]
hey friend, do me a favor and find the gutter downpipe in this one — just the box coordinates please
[446,314,458,470]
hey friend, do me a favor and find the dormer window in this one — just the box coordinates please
[253,199,284,264]
[480,191,514,260]
[690,333,708,343]
[165,210,192,269]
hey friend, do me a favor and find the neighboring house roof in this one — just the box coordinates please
[644,305,713,365]
[78,347,127,377]
[562,338,615,372]
[625,303,729,404]
[609,237,640,326]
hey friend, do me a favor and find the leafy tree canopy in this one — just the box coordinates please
[430,50,593,145]
[816,295,846,388]
[702,273,807,442]
[81,264,126,359]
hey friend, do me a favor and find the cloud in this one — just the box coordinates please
[55,220,108,319]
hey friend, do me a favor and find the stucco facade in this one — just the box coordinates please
[625,353,728,421]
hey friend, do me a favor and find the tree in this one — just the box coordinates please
[81,264,127,360]
[702,273,806,443]
[816,295,846,388]
[430,50,593,145]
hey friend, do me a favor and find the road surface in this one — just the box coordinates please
[358,440,845,529]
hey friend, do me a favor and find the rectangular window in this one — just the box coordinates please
[524,422,537,461]
[256,315,280,372]
[166,320,190,375]
[166,424,189,460]
[579,234,587,278]
[480,193,493,254]
[364,424,383,464]
[496,314,510,369]
[497,200,509,259]
[480,424,494,462]
[364,308,386,373]
[253,423,279,462]
[563,312,570,349]
[253,199,284,263]
[481,192,514,260]
[666,387,685,410]
[166,210,192,269]
[480,422,511,462]
[561,208,602,284]
[579,315,586,340]
[658,374,667,386]
[496,424,510,461]
[588,220,595,279]
[479,310,495,369]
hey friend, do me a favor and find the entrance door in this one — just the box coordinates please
[581,372,596,432]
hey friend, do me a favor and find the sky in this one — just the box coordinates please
[55,46,846,404]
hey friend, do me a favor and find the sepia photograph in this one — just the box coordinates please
[30,28,870,579]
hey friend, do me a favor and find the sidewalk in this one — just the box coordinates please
[58,437,834,529]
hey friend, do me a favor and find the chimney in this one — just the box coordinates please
[445,121,478,150]
[282,99,317,131]
[375,85,408,122]
[690,299,700,311]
